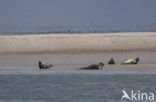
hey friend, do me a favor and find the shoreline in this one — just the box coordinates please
[0,64,156,70]
[0,51,156,70]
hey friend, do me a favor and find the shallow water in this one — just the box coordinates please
[0,69,156,102]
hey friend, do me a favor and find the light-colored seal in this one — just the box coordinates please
[121,57,140,64]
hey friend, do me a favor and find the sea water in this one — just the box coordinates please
[0,69,156,102]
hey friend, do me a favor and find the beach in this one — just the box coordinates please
[0,32,156,69]
[0,32,156,102]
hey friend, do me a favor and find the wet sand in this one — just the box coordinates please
[0,32,156,70]
[0,51,156,70]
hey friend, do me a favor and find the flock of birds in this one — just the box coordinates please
[38,57,140,70]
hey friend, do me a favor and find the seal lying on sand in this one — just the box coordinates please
[108,58,115,64]
[121,57,140,64]
[38,61,53,69]
[79,62,104,70]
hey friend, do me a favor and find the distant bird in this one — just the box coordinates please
[121,57,140,64]
[38,61,53,69]
[108,58,116,64]
[79,62,104,70]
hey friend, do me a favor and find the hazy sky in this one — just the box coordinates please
[0,0,156,33]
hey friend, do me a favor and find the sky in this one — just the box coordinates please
[0,0,156,34]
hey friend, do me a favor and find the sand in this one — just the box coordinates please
[0,32,156,54]
[0,32,156,70]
